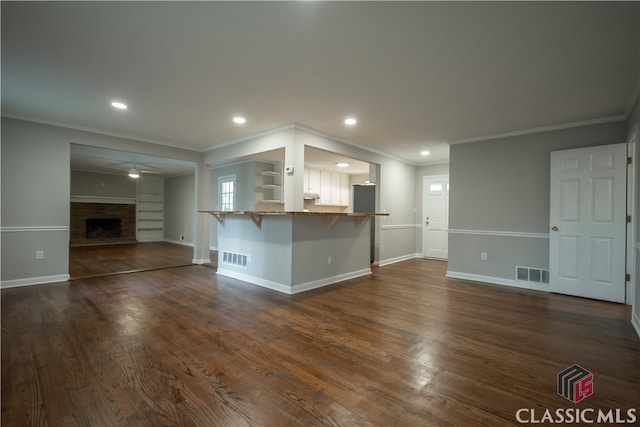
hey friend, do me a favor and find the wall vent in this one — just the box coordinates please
[516,266,549,284]
[222,251,249,269]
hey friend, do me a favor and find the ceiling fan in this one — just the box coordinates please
[109,161,162,178]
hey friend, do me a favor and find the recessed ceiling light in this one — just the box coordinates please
[336,162,350,168]
[421,150,430,156]
[233,116,246,124]
[111,101,128,110]
[344,117,357,126]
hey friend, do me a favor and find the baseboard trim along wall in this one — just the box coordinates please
[379,253,421,267]
[381,224,421,230]
[291,269,371,294]
[446,271,550,293]
[164,238,194,247]
[192,258,211,265]
[216,268,293,294]
[1,274,70,289]
[216,267,372,295]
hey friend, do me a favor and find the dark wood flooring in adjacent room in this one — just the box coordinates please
[2,259,639,426]
[69,242,216,279]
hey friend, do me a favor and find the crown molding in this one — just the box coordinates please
[449,115,626,145]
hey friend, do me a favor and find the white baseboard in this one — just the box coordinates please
[379,253,421,267]
[446,271,549,292]
[164,238,194,247]
[291,268,371,294]
[193,258,212,265]
[216,268,291,294]
[216,267,371,295]
[632,311,640,339]
[1,274,70,289]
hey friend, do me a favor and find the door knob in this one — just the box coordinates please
[551,226,558,231]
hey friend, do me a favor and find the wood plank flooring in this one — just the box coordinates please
[68,242,215,279]
[2,259,639,426]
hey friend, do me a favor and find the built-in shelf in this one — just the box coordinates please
[261,171,281,176]
[261,184,281,189]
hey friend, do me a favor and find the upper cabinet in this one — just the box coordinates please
[306,166,350,206]
[304,167,321,195]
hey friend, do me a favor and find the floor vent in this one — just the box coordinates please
[516,266,549,284]
[222,251,249,269]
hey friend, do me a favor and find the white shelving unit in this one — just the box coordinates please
[137,176,164,242]
[256,163,283,205]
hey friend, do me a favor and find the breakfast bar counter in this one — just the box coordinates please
[200,210,388,294]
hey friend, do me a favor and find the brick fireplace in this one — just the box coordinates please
[70,202,136,246]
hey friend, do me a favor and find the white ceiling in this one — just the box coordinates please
[2,2,639,172]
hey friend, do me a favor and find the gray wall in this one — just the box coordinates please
[164,173,195,245]
[1,117,203,287]
[1,118,71,284]
[447,120,628,285]
[209,161,256,249]
[71,170,137,198]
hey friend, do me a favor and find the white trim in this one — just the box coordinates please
[632,312,640,340]
[71,195,136,204]
[379,253,421,267]
[448,229,549,239]
[293,123,413,166]
[216,268,291,294]
[193,258,211,265]
[217,267,372,295]
[381,224,421,230]
[164,238,194,247]
[204,123,296,153]
[1,274,70,289]
[291,269,371,294]
[2,113,194,152]
[1,226,69,233]
[446,271,549,292]
[449,115,626,145]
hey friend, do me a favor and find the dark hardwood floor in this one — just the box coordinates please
[69,242,216,279]
[2,259,639,426]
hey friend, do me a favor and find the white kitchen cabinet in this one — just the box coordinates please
[319,170,332,205]
[304,167,321,194]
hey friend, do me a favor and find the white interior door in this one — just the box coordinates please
[422,175,449,260]
[549,143,626,303]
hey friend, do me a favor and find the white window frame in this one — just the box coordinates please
[218,175,236,211]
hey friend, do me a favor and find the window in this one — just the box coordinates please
[218,175,236,211]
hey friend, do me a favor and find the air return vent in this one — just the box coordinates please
[222,251,248,269]
[516,266,549,284]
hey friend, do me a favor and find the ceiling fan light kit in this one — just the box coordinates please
[128,168,140,178]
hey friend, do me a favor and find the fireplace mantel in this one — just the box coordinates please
[70,195,136,204]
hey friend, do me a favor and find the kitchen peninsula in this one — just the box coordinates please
[200,210,388,294]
